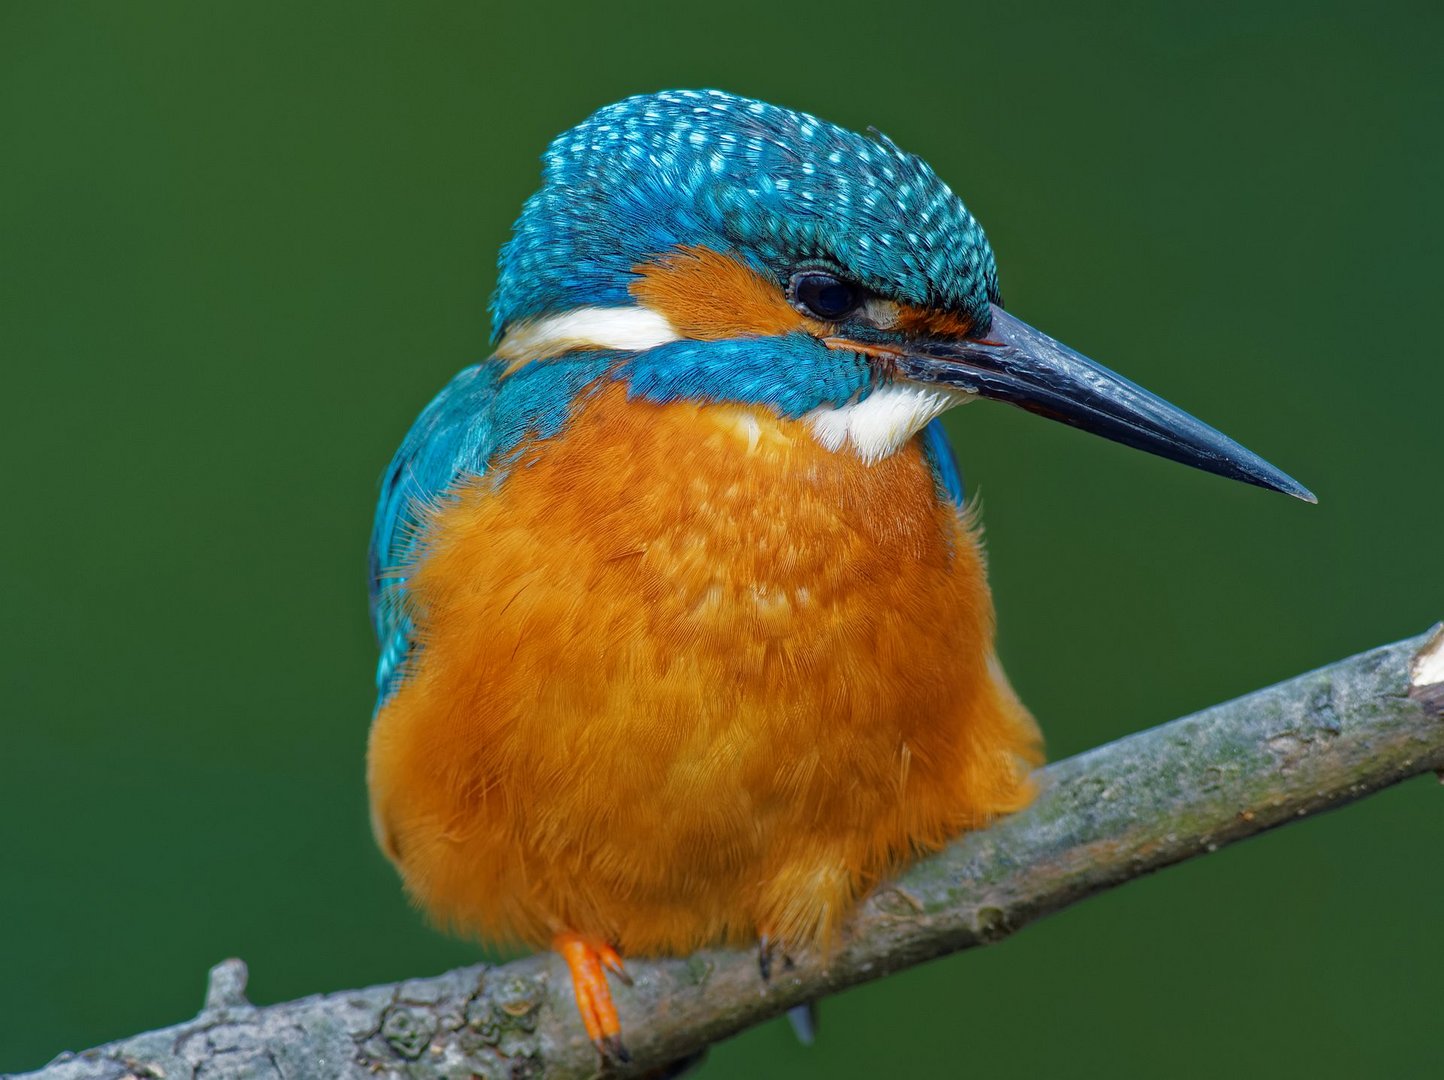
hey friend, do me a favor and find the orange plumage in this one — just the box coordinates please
[367,382,1041,956]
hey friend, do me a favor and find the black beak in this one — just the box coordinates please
[896,304,1315,502]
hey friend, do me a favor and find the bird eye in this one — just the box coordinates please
[789,271,864,322]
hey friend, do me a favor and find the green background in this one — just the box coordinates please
[3,2,1440,1075]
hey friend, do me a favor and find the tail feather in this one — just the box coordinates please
[787,1001,819,1046]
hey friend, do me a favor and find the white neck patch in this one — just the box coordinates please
[805,383,976,464]
[496,305,972,464]
[496,306,682,362]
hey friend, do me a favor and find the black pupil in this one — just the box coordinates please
[796,273,860,320]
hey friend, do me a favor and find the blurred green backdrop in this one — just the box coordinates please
[3,1,1441,1075]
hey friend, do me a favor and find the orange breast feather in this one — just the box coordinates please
[367,381,1040,954]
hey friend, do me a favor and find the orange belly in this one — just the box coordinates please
[367,382,1041,954]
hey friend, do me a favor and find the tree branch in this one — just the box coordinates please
[24,625,1444,1080]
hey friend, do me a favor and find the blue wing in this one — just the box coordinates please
[921,418,966,506]
[368,356,618,705]
[369,363,501,703]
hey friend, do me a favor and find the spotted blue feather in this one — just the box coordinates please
[492,90,999,336]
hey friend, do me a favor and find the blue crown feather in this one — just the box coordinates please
[491,89,999,337]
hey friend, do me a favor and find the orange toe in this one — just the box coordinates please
[555,933,630,1063]
[596,941,633,986]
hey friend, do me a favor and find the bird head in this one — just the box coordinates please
[490,90,1311,500]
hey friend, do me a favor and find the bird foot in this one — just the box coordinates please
[555,933,632,1065]
[756,933,796,984]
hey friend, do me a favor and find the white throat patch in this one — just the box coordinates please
[805,383,976,464]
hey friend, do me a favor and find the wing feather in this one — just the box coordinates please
[368,356,618,704]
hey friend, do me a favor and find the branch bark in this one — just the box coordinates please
[22,624,1444,1080]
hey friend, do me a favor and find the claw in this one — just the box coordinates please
[597,1033,632,1066]
[597,941,633,987]
[757,933,796,984]
[555,933,630,1063]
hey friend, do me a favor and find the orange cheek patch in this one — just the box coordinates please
[895,304,979,340]
[630,246,829,340]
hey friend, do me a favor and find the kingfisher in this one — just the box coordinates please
[366,89,1311,1063]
